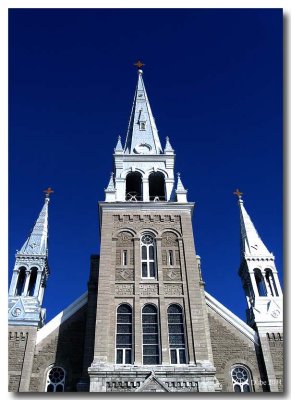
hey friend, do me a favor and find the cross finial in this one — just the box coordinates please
[44,187,54,198]
[134,60,145,69]
[233,188,243,199]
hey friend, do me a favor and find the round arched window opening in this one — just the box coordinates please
[141,234,156,278]
[231,365,252,392]
[46,367,65,392]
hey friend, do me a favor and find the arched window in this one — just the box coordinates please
[15,267,26,296]
[167,304,186,364]
[141,234,156,278]
[149,172,165,201]
[126,172,142,201]
[231,365,252,392]
[116,304,133,364]
[27,268,38,296]
[142,304,160,365]
[265,269,279,296]
[46,366,65,392]
[254,269,267,296]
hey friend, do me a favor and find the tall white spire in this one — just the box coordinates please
[18,189,52,256]
[234,189,272,259]
[124,66,162,155]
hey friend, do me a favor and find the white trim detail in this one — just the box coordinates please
[205,291,259,345]
[36,292,88,345]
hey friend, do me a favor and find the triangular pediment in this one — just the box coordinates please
[135,372,169,392]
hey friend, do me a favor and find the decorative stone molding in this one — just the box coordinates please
[115,284,134,296]
[163,268,182,281]
[164,283,183,296]
[161,232,179,247]
[113,214,181,233]
[115,268,134,281]
[139,283,159,295]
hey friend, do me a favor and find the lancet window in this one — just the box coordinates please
[254,269,267,296]
[116,304,133,364]
[15,267,26,296]
[27,267,38,296]
[149,172,165,201]
[167,304,187,364]
[141,234,156,278]
[265,269,279,296]
[142,304,160,365]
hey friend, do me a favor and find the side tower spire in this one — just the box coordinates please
[234,189,283,392]
[8,188,53,327]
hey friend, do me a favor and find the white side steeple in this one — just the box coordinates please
[8,188,53,327]
[234,189,283,331]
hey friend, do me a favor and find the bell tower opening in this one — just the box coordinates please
[126,172,142,201]
[149,172,165,201]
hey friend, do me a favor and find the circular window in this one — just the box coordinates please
[141,234,154,245]
[232,367,248,383]
[48,367,65,384]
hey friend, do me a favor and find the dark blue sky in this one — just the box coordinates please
[9,8,283,322]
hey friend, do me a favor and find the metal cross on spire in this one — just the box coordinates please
[134,60,145,69]
[44,187,54,198]
[233,188,243,199]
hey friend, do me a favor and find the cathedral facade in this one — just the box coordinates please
[8,66,283,392]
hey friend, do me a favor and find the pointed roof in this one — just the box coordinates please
[164,136,174,153]
[114,135,123,153]
[237,196,272,259]
[176,173,187,192]
[105,172,115,191]
[124,69,162,155]
[18,196,50,256]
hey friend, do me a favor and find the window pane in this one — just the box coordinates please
[149,246,154,259]
[243,384,250,392]
[47,384,54,392]
[117,314,132,323]
[143,334,158,344]
[149,262,155,277]
[117,324,132,333]
[168,314,183,323]
[234,385,241,392]
[116,349,123,364]
[168,305,182,314]
[179,349,186,364]
[142,314,157,323]
[143,305,156,313]
[142,246,147,259]
[56,384,64,392]
[116,334,132,345]
[117,304,132,313]
[142,262,147,277]
[143,345,159,355]
[125,349,132,364]
[170,349,177,364]
[143,324,158,333]
[169,324,184,334]
[169,334,185,345]
[143,355,159,365]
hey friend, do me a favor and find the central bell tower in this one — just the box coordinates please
[88,65,219,392]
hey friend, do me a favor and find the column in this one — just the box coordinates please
[142,177,149,201]
[38,280,45,303]
[271,273,282,296]
[22,270,31,296]
[262,271,272,296]
[9,270,19,296]
[33,270,43,297]
[249,271,259,298]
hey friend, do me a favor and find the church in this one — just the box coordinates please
[8,64,283,392]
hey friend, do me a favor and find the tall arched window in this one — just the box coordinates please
[254,269,267,296]
[28,268,38,296]
[167,304,186,364]
[116,304,133,364]
[142,304,160,365]
[141,234,156,278]
[231,365,252,392]
[46,366,65,392]
[149,172,165,201]
[15,267,26,296]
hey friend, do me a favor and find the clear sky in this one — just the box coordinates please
[8,8,283,322]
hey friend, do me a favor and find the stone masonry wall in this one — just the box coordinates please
[29,305,87,392]
[207,307,265,392]
[268,333,283,391]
